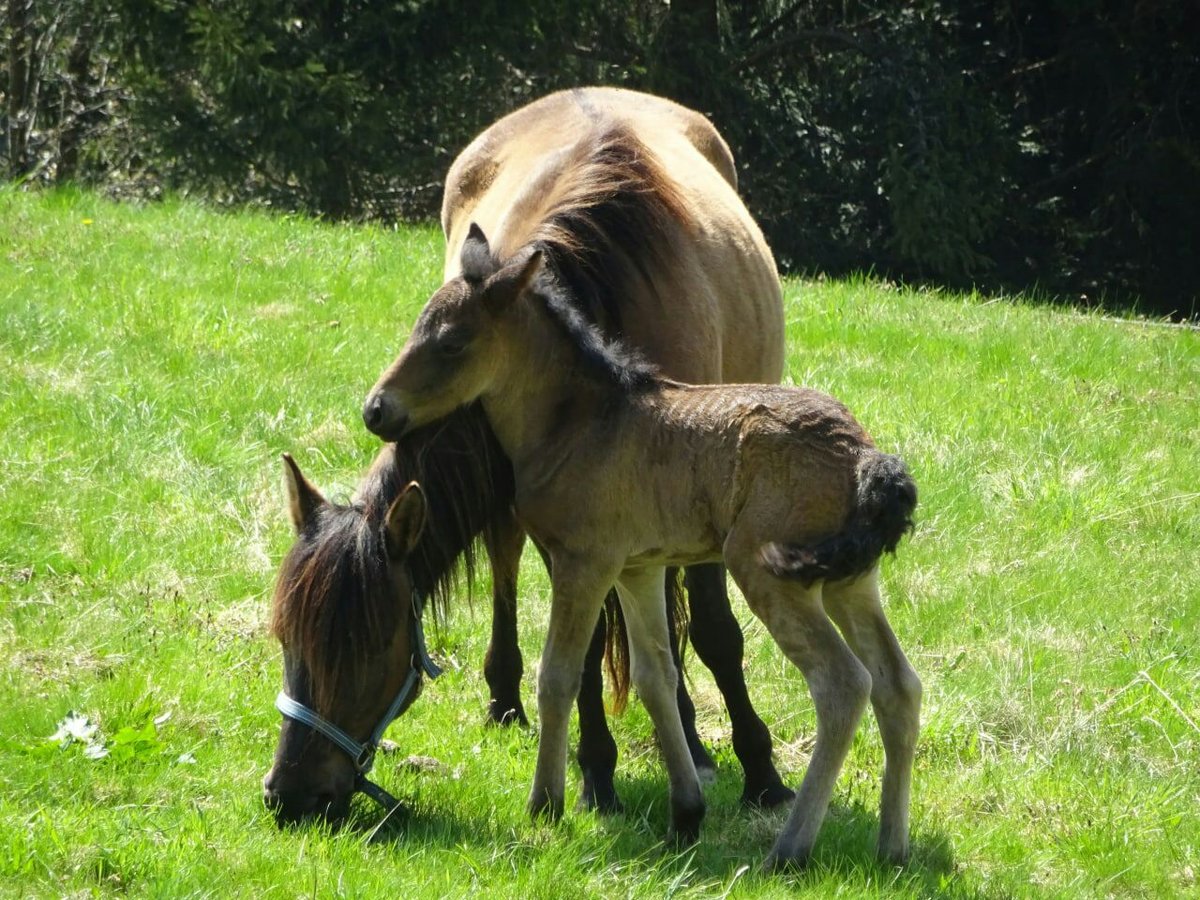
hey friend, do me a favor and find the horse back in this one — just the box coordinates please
[442,87,736,244]
[439,87,784,386]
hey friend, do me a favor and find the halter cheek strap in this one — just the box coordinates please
[274,594,443,811]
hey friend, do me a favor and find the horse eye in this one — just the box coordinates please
[437,332,470,356]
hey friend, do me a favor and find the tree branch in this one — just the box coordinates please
[735,27,871,72]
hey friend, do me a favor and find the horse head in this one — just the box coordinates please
[263,454,429,825]
[362,224,544,441]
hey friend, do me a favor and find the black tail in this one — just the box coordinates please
[760,452,917,585]
[666,566,689,677]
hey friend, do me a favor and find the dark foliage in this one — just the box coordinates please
[2,1,1196,317]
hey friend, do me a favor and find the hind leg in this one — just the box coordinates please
[616,566,705,843]
[482,509,528,726]
[824,570,921,863]
[725,529,871,869]
[684,563,792,808]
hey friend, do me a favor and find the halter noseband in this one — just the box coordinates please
[274,593,443,811]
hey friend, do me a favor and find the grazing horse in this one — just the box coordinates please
[265,87,791,822]
[362,189,921,866]
[264,406,510,822]
[264,406,691,821]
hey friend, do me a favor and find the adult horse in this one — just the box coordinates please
[265,87,787,822]
[435,87,789,803]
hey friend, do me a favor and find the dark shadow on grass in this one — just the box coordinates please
[325,752,994,899]
[591,769,985,898]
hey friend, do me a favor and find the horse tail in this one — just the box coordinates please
[602,569,690,714]
[602,589,631,714]
[760,451,917,585]
[667,566,689,676]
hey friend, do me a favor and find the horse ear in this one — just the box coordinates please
[383,481,426,560]
[461,222,493,283]
[282,453,326,533]
[482,249,543,313]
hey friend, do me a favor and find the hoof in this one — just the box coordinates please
[762,850,809,875]
[578,779,624,815]
[527,789,564,823]
[667,825,700,848]
[876,840,910,866]
[740,779,794,809]
[669,799,705,846]
[485,700,529,727]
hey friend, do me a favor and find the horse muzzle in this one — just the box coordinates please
[362,391,409,440]
[262,772,353,826]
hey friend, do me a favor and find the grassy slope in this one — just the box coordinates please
[0,189,1196,898]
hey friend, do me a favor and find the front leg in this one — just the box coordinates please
[616,566,706,844]
[528,553,620,821]
[483,507,528,726]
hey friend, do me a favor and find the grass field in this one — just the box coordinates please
[1,188,1197,898]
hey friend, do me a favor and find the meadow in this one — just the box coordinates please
[1,188,1197,898]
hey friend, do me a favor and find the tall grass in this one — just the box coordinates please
[1,188,1197,897]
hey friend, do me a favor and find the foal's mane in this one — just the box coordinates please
[270,404,511,711]
[530,283,660,392]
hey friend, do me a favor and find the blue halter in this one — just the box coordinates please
[274,593,442,811]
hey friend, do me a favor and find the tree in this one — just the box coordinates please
[5,0,1196,316]
[6,0,36,179]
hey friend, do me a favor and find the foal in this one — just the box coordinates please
[363,227,921,868]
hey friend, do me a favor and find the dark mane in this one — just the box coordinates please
[531,282,660,391]
[490,124,690,390]
[516,124,691,336]
[270,493,398,713]
[270,403,512,712]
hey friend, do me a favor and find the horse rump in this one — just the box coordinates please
[760,452,917,586]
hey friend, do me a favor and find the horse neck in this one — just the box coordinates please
[480,300,616,470]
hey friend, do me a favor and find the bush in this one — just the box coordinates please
[3,0,1196,317]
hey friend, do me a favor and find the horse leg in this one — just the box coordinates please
[725,527,872,870]
[528,553,619,822]
[482,508,528,726]
[664,567,715,780]
[615,566,706,843]
[526,540,622,813]
[576,598,621,813]
[684,562,793,808]
[823,569,921,864]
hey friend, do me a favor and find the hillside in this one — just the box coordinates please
[1,189,1197,897]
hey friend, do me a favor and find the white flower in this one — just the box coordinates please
[49,712,98,744]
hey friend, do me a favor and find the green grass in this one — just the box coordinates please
[1,187,1197,898]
